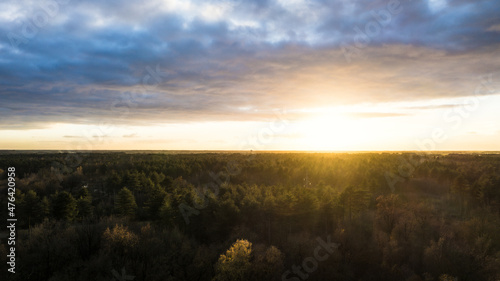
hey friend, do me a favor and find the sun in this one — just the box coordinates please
[297,112,367,151]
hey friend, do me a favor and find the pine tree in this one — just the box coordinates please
[115,187,137,217]
[76,186,93,220]
[340,186,371,222]
[52,191,77,221]
[159,197,174,226]
[39,197,50,220]
[144,187,167,220]
[21,190,35,225]
[77,197,93,219]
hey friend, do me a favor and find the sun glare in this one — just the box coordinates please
[297,112,366,151]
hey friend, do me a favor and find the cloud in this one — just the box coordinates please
[1,0,499,130]
[123,133,138,138]
[347,112,410,119]
[487,24,500,32]
[402,104,461,110]
[1,44,499,129]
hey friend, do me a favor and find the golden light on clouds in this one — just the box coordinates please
[2,94,499,151]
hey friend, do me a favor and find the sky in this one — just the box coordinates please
[1,0,500,151]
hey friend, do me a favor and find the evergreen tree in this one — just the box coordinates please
[52,191,77,221]
[77,197,93,219]
[144,187,167,220]
[76,186,90,199]
[76,186,93,220]
[159,197,174,226]
[39,197,50,220]
[21,190,41,228]
[340,186,370,222]
[115,187,137,217]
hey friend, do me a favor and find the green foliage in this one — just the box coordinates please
[40,196,50,217]
[52,191,77,221]
[214,239,253,281]
[115,187,137,217]
[19,190,44,227]
[144,187,167,219]
[77,197,93,219]
[340,185,371,221]
[77,186,90,199]
[3,152,500,281]
[159,198,174,226]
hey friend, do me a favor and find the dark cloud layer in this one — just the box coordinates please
[1,0,499,129]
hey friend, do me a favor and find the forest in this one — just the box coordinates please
[1,151,500,281]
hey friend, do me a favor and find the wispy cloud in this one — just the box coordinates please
[402,104,461,110]
[347,112,410,119]
[123,133,138,138]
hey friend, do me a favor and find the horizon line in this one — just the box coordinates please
[1,149,500,154]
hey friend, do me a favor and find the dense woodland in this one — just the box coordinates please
[1,151,500,281]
